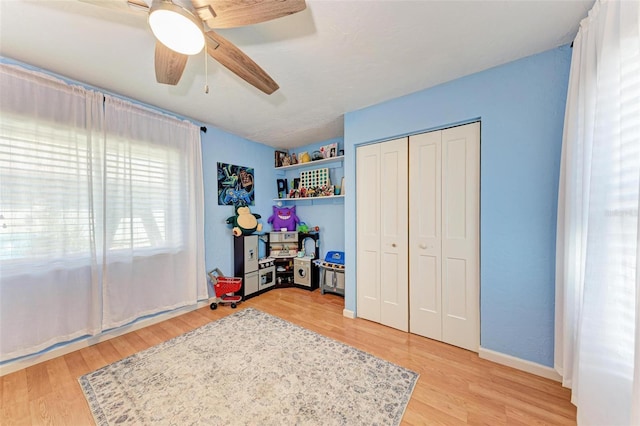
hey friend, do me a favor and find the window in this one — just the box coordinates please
[104,137,183,252]
[0,115,185,264]
[0,114,93,264]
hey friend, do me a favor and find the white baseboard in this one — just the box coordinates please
[0,300,210,377]
[479,347,562,382]
[342,309,356,319]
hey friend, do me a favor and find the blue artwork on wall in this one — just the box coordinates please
[217,162,254,206]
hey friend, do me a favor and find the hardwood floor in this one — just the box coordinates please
[0,288,576,425]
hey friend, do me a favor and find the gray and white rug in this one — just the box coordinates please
[79,308,418,425]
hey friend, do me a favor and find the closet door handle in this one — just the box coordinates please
[419,243,427,249]
[391,243,397,247]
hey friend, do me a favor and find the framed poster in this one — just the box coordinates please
[217,162,254,206]
[274,150,288,168]
[320,143,338,159]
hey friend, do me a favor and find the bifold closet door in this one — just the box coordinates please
[409,122,480,352]
[408,130,443,340]
[356,138,409,332]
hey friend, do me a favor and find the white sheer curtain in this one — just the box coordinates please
[101,96,206,329]
[555,1,640,425]
[0,66,104,361]
[0,64,206,361]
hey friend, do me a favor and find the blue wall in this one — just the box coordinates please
[343,45,571,366]
[201,128,277,277]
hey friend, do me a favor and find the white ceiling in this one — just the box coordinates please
[0,0,592,149]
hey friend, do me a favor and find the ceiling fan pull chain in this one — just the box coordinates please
[204,48,209,94]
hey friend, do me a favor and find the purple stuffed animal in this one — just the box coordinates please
[267,205,300,231]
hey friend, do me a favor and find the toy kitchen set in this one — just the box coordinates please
[269,231,320,289]
[233,231,321,299]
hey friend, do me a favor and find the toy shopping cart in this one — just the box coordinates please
[207,268,242,310]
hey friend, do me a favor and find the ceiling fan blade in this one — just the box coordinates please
[154,42,189,85]
[192,0,306,29]
[205,30,279,95]
[77,0,149,13]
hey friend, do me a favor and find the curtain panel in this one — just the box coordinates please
[101,96,207,329]
[555,1,640,424]
[0,64,206,362]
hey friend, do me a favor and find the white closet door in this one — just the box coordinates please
[441,122,480,351]
[356,138,409,332]
[356,143,382,323]
[408,122,479,352]
[379,138,409,332]
[409,131,442,340]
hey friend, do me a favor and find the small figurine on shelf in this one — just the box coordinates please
[282,155,291,167]
[317,185,334,197]
[299,152,310,163]
[291,153,298,164]
[297,223,320,233]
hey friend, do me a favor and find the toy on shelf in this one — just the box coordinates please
[300,168,329,188]
[267,205,300,231]
[226,205,262,237]
[297,222,320,233]
[299,152,311,163]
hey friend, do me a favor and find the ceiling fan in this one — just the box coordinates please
[79,0,307,94]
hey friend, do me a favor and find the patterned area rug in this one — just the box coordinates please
[79,308,419,425]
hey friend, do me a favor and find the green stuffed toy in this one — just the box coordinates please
[226,205,262,237]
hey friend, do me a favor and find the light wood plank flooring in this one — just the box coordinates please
[1,288,576,425]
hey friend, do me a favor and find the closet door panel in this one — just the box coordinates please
[441,122,480,352]
[359,249,380,311]
[444,138,467,239]
[379,138,409,332]
[415,254,439,319]
[356,144,382,323]
[409,131,442,339]
[380,250,401,309]
[444,257,467,318]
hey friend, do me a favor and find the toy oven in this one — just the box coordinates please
[258,265,276,290]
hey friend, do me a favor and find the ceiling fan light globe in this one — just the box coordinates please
[148,5,204,55]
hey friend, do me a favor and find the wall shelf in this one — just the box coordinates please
[275,155,344,172]
[273,195,344,202]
